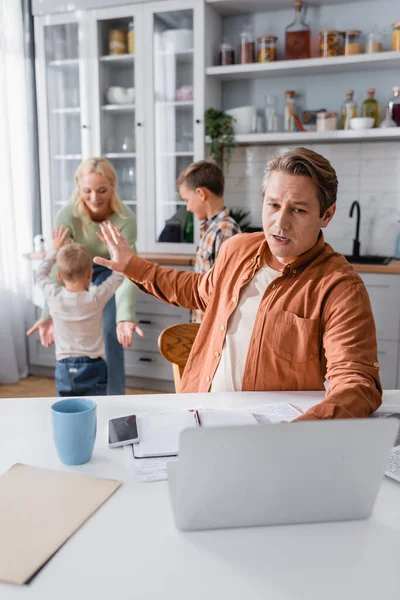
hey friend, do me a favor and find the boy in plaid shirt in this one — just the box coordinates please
[177,160,241,322]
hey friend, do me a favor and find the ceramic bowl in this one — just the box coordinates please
[225,106,257,135]
[107,87,135,105]
[349,117,374,130]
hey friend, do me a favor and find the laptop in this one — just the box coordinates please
[167,418,398,531]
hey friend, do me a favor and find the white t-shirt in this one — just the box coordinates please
[36,251,124,361]
[210,264,281,392]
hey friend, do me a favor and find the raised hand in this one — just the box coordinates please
[93,221,134,273]
[52,226,71,252]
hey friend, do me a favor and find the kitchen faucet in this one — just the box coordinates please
[349,200,361,257]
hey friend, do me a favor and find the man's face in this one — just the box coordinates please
[262,171,335,265]
[179,184,208,221]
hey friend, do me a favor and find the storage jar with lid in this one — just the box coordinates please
[284,90,296,132]
[238,25,255,64]
[258,36,277,62]
[344,30,361,55]
[365,26,382,53]
[109,28,127,55]
[218,39,235,65]
[392,22,400,51]
[316,111,337,132]
[319,30,342,57]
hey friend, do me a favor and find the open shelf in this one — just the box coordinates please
[99,54,135,67]
[156,101,194,107]
[159,151,194,157]
[48,59,79,68]
[53,154,82,160]
[232,128,400,145]
[104,153,136,159]
[101,104,135,112]
[207,0,374,15]
[206,51,400,80]
[51,107,80,114]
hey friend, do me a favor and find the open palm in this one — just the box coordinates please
[93,222,134,273]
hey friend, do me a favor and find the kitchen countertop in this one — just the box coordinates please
[23,252,400,273]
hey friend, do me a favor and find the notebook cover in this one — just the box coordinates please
[0,463,121,585]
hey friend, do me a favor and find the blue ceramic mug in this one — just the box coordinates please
[51,398,97,465]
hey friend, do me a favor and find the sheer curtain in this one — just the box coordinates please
[0,0,33,383]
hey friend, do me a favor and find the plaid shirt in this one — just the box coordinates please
[192,208,241,322]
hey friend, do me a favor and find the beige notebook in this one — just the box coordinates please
[0,463,121,585]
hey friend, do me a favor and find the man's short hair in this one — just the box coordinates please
[262,147,338,217]
[177,160,224,197]
[57,243,92,281]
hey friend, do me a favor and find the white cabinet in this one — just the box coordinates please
[34,0,204,254]
[359,273,400,389]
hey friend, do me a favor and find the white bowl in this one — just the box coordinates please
[162,29,193,52]
[349,117,374,130]
[225,106,257,135]
[107,87,135,105]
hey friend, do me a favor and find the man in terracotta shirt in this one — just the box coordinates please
[94,147,382,420]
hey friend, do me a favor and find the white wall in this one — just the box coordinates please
[224,141,400,257]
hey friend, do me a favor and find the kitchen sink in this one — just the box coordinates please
[344,255,392,265]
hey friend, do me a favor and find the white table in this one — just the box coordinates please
[1,390,400,600]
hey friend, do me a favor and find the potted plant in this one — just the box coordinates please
[204,108,236,172]
[228,208,251,232]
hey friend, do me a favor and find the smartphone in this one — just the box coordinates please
[108,415,139,448]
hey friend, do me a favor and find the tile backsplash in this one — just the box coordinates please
[224,141,400,257]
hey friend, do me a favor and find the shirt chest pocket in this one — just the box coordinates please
[272,310,320,363]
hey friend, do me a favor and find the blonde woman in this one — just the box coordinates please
[27,157,141,395]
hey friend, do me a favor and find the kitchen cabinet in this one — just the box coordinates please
[34,0,205,255]
[359,273,400,389]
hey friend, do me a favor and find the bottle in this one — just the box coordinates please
[340,89,358,130]
[388,86,400,126]
[218,39,235,65]
[362,89,379,127]
[238,25,255,64]
[392,22,400,51]
[128,21,135,54]
[284,90,296,132]
[184,210,194,244]
[285,1,311,60]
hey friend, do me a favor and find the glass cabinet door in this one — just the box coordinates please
[95,14,138,219]
[151,6,197,247]
[43,21,83,224]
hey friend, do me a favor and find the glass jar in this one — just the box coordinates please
[257,35,278,62]
[392,22,400,51]
[344,30,361,55]
[218,39,235,65]
[128,22,135,54]
[316,111,338,132]
[365,26,382,53]
[285,1,311,60]
[238,25,255,64]
[319,30,342,57]
[265,94,279,132]
[284,90,296,132]
[109,28,127,55]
